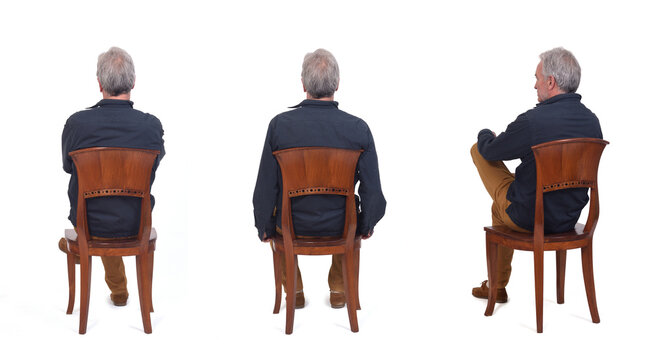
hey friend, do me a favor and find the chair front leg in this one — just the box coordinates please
[581,243,600,323]
[484,236,498,316]
[136,255,153,334]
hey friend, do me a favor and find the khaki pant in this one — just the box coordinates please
[271,243,345,294]
[471,144,530,288]
[100,256,128,298]
[74,228,128,298]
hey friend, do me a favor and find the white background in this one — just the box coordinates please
[0,0,654,358]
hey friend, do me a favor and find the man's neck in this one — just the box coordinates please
[306,94,334,101]
[102,92,131,101]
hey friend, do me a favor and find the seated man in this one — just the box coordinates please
[253,49,386,309]
[471,47,603,302]
[59,47,165,306]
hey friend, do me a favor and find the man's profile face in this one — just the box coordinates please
[534,62,550,102]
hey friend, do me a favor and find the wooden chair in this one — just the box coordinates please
[484,138,608,333]
[62,147,159,334]
[270,147,363,334]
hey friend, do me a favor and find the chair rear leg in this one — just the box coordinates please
[136,255,153,334]
[581,244,600,323]
[355,248,361,310]
[147,251,155,313]
[484,237,498,316]
[272,249,282,314]
[284,251,297,334]
[79,256,92,334]
[556,250,566,304]
[343,249,359,333]
[66,253,76,315]
[534,249,544,333]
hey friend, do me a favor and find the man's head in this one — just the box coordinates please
[534,47,580,102]
[301,49,340,100]
[97,47,135,98]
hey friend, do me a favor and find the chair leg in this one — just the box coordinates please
[581,244,600,324]
[484,237,498,316]
[79,256,92,335]
[556,250,566,304]
[272,248,282,314]
[136,255,153,334]
[66,253,76,315]
[284,251,297,334]
[147,251,155,313]
[355,248,361,310]
[534,249,544,333]
[343,248,359,333]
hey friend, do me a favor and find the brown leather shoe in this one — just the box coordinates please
[472,280,508,303]
[58,238,80,265]
[111,293,129,306]
[330,291,346,309]
[294,291,305,309]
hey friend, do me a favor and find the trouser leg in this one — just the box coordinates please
[472,143,529,288]
[328,254,344,292]
[101,256,128,297]
[271,242,304,293]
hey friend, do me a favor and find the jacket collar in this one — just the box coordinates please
[537,92,581,107]
[289,99,339,109]
[88,99,134,109]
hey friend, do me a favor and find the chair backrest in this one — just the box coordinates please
[273,147,363,241]
[70,147,160,252]
[532,138,609,239]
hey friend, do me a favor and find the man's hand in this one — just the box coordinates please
[261,232,272,242]
[362,230,374,240]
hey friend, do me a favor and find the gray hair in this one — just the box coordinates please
[301,49,340,98]
[96,47,135,96]
[539,47,581,93]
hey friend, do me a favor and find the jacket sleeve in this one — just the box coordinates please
[477,113,532,161]
[62,119,75,174]
[252,121,279,240]
[356,122,386,235]
[151,115,166,172]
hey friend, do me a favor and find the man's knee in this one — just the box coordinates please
[471,142,481,161]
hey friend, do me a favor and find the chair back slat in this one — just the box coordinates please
[532,138,608,237]
[70,147,159,251]
[532,138,608,192]
[71,147,158,197]
[273,147,362,240]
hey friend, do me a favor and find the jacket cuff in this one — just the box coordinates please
[477,128,494,140]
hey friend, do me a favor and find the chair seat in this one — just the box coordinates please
[65,228,157,256]
[272,234,361,255]
[484,223,591,251]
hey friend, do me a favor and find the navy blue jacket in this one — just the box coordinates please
[62,99,165,238]
[477,93,603,233]
[253,100,386,239]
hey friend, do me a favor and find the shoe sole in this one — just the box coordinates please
[472,293,508,303]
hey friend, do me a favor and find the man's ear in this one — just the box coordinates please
[97,78,104,93]
[301,78,306,92]
[547,75,557,90]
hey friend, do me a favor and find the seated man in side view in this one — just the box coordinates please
[59,47,165,306]
[471,47,603,302]
[253,49,386,308]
